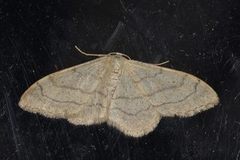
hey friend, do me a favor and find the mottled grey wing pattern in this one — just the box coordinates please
[19,57,109,125]
[108,59,219,137]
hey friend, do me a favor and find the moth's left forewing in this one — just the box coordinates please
[124,59,219,117]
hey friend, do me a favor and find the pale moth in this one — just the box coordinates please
[19,46,219,137]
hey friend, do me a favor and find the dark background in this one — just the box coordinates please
[1,0,240,159]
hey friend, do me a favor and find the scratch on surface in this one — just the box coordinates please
[103,21,125,51]
[236,149,240,160]
[4,88,23,159]
[4,72,30,160]
[234,92,240,102]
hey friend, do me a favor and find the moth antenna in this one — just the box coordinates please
[155,60,170,66]
[75,45,107,57]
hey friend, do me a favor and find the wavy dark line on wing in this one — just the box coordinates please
[36,82,88,107]
[113,75,187,100]
[48,76,107,97]
[152,79,200,108]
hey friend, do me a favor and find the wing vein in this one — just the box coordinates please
[113,75,187,100]
[48,76,107,96]
[36,82,87,106]
[152,79,200,108]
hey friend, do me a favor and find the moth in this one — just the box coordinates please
[19,46,219,137]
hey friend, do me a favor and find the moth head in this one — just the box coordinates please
[108,52,131,60]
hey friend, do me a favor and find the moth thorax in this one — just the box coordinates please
[108,59,122,98]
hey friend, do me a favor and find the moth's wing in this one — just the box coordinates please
[107,61,161,137]
[107,59,219,137]
[19,57,110,125]
[126,60,219,117]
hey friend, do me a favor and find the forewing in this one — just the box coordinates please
[19,57,109,125]
[126,60,219,117]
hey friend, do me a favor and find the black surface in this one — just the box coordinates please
[1,0,240,160]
